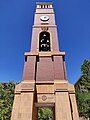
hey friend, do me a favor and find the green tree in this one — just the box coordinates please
[75,60,90,119]
[0,81,16,120]
[38,107,53,120]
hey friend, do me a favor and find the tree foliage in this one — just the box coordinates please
[38,107,53,120]
[0,81,16,120]
[75,60,90,119]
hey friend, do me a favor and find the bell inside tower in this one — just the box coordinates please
[39,31,51,51]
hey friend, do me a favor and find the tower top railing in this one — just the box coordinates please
[36,2,53,9]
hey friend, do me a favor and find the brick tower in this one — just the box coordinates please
[11,2,79,120]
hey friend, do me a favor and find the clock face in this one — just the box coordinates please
[40,15,49,21]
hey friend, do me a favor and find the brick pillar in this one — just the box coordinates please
[19,92,34,120]
[11,93,21,120]
[55,92,72,120]
[11,81,35,120]
[69,93,80,120]
[11,84,21,120]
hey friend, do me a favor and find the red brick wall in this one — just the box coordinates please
[22,56,36,80]
[36,57,54,81]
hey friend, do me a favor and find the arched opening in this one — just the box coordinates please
[39,32,51,52]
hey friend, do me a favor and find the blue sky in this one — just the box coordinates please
[0,0,90,84]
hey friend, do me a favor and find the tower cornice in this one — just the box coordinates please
[36,2,53,5]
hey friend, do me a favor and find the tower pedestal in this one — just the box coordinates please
[11,78,79,120]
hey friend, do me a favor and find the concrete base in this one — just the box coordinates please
[11,80,79,120]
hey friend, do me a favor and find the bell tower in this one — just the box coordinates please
[11,2,80,120]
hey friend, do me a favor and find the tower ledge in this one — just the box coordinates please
[36,2,53,5]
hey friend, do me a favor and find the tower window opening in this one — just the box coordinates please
[48,5,50,8]
[45,5,47,8]
[43,5,44,8]
[41,5,42,8]
[39,32,51,52]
